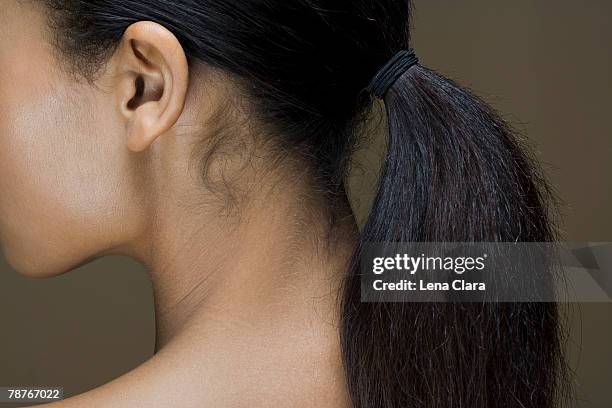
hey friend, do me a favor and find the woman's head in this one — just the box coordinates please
[0,0,399,276]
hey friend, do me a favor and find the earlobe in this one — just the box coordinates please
[114,21,189,153]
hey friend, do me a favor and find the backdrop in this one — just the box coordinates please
[1,1,610,407]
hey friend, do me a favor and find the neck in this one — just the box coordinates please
[131,175,359,350]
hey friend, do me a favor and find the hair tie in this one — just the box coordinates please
[366,48,419,99]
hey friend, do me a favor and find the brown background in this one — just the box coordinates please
[1,1,611,406]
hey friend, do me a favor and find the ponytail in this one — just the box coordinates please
[341,63,568,407]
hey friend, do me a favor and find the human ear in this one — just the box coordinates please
[113,21,189,152]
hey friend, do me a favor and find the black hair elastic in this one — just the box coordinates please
[366,48,419,99]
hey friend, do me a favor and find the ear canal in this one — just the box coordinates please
[127,76,145,110]
[126,75,164,111]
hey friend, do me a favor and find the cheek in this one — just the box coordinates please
[0,73,133,276]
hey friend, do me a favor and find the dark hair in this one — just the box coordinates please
[39,1,569,407]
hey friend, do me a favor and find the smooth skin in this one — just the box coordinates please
[0,2,357,406]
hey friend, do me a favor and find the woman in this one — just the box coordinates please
[0,0,567,407]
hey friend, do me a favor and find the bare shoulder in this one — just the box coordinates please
[27,346,198,408]
[28,320,350,408]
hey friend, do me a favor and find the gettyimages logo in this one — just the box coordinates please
[372,253,487,275]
